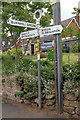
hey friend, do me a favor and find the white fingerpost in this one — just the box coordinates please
[34,10,42,109]
[34,9,42,25]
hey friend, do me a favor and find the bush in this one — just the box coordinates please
[47,48,54,61]
[70,42,78,53]
[15,73,38,100]
[10,48,23,59]
[40,53,47,58]
[63,63,80,83]
[2,53,16,75]
[2,51,80,98]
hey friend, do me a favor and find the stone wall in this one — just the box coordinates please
[2,74,21,102]
[2,74,79,117]
[63,80,79,117]
[63,94,79,116]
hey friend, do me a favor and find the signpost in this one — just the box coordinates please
[20,29,38,39]
[20,25,63,39]
[40,25,63,37]
[33,10,42,109]
[7,18,37,28]
[8,5,63,112]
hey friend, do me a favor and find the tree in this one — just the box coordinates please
[2,2,29,44]
[72,7,80,16]
[28,2,53,27]
[1,2,53,53]
[72,7,80,54]
[70,41,78,53]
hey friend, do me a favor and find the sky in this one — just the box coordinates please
[60,0,79,21]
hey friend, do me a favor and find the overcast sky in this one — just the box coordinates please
[60,0,79,21]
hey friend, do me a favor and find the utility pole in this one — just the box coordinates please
[51,0,63,113]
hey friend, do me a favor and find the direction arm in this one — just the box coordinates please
[7,18,37,28]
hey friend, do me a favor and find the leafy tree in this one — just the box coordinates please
[70,42,78,53]
[72,7,80,54]
[2,2,29,44]
[72,7,80,39]
[72,7,80,16]
[28,2,53,27]
[1,2,53,54]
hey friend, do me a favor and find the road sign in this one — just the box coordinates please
[8,18,37,28]
[20,29,38,39]
[20,25,63,39]
[40,25,63,37]
[35,43,40,52]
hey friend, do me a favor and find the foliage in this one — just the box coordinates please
[2,53,80,99]
[63,79,80,96]
[1,2,53,46]
[28,2,53,27]
[63,63,80,83]
[47,48,54,61]
[70,42,78,53]
[72,7,80,16]
[2,53,16,75]
[63,63,80,96]
[6,48,23,58]
[61,27,76,38]
[15,73,38,100]
[2,2,28,42]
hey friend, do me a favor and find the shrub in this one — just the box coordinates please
[10,48,23,59]
[2,51,80,98]
[2,53,16,75]
[15,73,38,100]
[63,63,80,83]
[63,63,80,96]
[70,42,78,53]
[40,53,47,58]
[47,48,54,61]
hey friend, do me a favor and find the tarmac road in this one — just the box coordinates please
[2,101,58,118]
[2,99,79,119]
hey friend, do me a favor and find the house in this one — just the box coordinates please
[61,16,80,40]
[61,16,80,52]
[62,16,80,29]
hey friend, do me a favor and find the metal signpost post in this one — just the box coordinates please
[34,10,42,109]
[50,0,63,113]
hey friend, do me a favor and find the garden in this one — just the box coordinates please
[1,47,80,117]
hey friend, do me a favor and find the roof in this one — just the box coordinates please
[61,16,80,28]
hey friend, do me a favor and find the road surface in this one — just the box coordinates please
[2,99,67,118]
